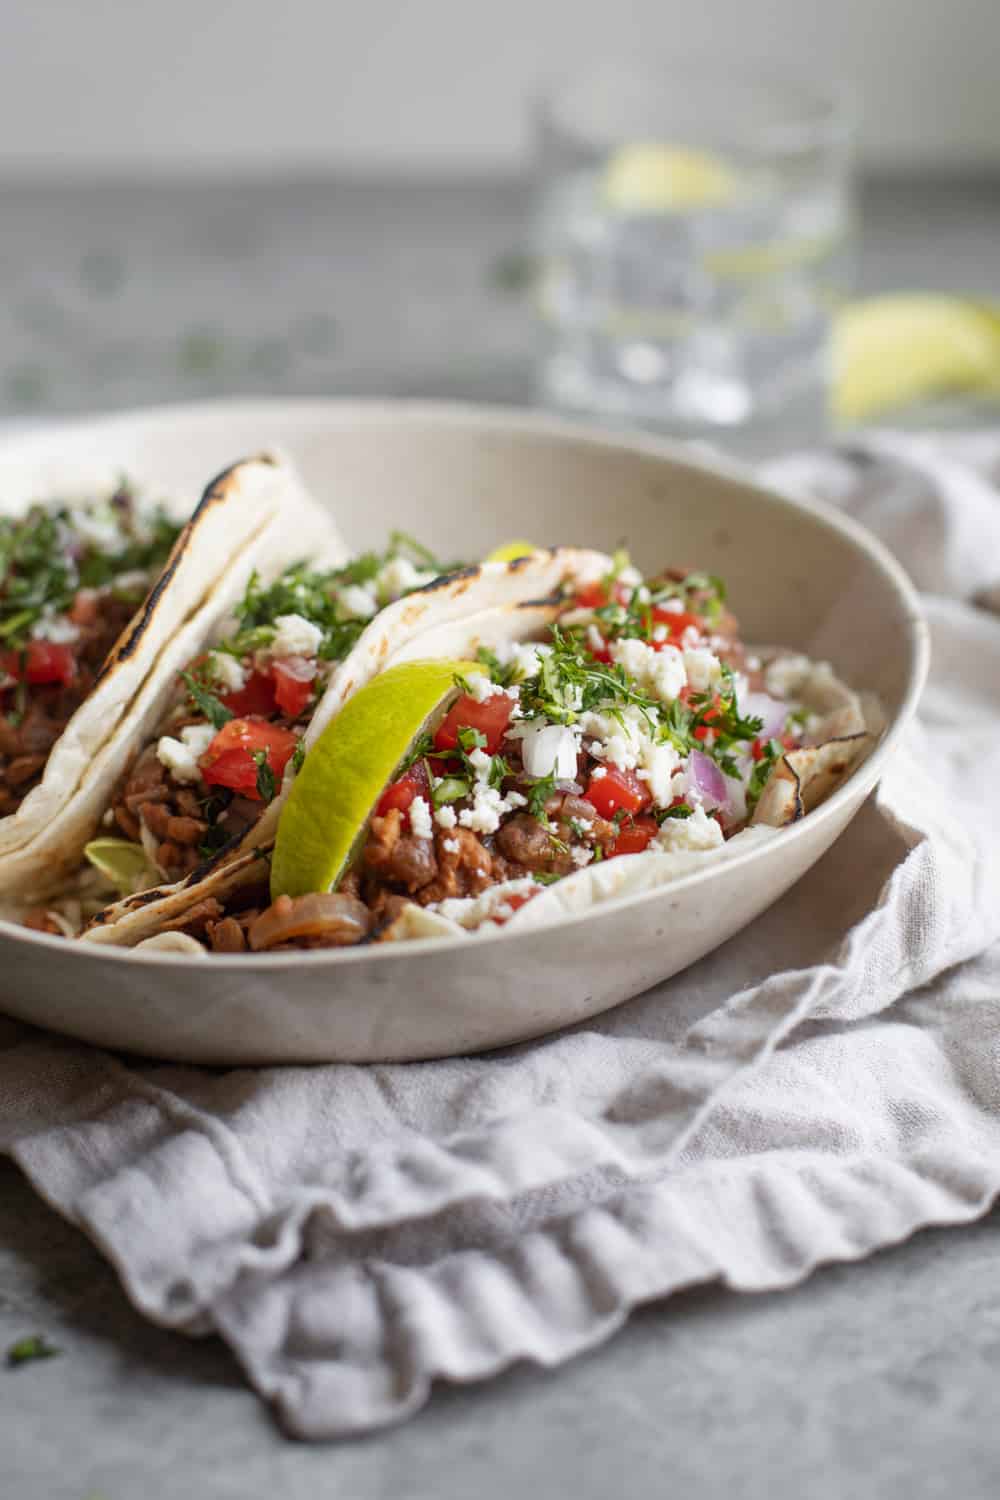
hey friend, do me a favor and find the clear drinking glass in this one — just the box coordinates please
[532,63,853,446]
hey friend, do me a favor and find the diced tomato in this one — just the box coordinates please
[200,718,300,800]
[221,668,276,718]
[573,582,609,610]
[751,732,797,761]
[376,759,431,818]
[1,640,76,688]
[582,765,651,820]
[433,691,514,756]
[587,635,613,665]
[652,606,702,642]
[272,656,317,718]
[607,814,659,858]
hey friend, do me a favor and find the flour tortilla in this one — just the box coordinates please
[82,549,608,945]
[2,454,345,899]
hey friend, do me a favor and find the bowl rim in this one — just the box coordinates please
[0,396,930,970]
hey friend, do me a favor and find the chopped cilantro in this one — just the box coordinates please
[747,739,785,813]
[658,802,694,821]
[523,771,558,823]
[180,670,233,731]
[475,645,518,687]
[458,726,487,753]
[532,871,561,886]
[252,748,277,803]
[291,742,306,775]
[6,1334,60,1369]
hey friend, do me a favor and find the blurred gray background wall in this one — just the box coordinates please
[3,0,998,174]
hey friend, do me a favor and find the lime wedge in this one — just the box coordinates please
[602,143,737,213]
[834,295,1000,423]
[83,838,157,895]
[271,657,485,900]
[486,540,539,562]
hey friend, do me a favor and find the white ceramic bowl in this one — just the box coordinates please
[0,400,928,1063]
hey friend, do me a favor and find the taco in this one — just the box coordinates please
[75,554,877,952]
[43,544,607,940]
[0,453,343,901]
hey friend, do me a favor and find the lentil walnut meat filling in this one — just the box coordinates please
[106,535,456,886]
[180,559,838,954]
[0,485,181,816]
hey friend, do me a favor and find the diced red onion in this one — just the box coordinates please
[687,749,728,809]
[743,692,787,742]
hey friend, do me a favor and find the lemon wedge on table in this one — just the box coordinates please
[834,295,1000,423]
[270,658,485,901]
[602,143,737,213]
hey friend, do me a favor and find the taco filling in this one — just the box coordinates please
[0,484,181,816]
[139,556,872,953]
[93,533,458,890]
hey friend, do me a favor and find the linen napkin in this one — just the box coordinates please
[2,431,1000,1440]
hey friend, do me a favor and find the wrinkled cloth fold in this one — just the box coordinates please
[3,431,1000,1439]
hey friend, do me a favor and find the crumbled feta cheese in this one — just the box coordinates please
[458,783,506,834]
[517,721,579,780]
[578,707,649,771]
[608,636,686,704]
[589,765,607,780]
[270,613,323,659]
[430,877,540,929]
[649,645,687,702]
[610,636,655,682]
[434,804,457,829]
[636,740,681,809]
[376,556,436,601]
[206,651,246,692]
[467,747,493,778]
[503,790,527,810]
[442,837,460,854]
[408,795,433,840]
[466,673,496,702]
[654,804,724,855]
[683,647,723,694]
[571,845,594,868]
[31,611,79,644]
[659,597,683,614]
[651,624,668,644]
[585,623,606,655]
[510,642,544,681]
[337,583,378,620]
[617,564,643,589]
[155,722,217,784]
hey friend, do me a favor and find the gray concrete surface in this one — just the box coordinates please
[3,173,1000,1494]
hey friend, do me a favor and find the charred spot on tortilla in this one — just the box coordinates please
[188,829,246,885]
[508,547,560,570]
[96,454,280,678]
[413,564,481,595]
[515,592,563,611]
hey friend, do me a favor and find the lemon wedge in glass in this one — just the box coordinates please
[834,295,1000,423]
[271,658,485,900]
[602,143,737,213]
